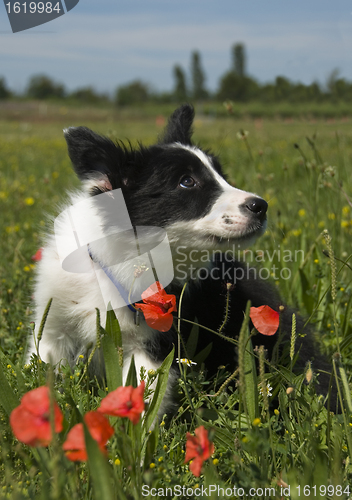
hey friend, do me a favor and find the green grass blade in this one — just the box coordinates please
[339,363,352,413]
[13,363,27,397]
[101,309,123,391]
[105,308,122,348]
[238,302,255,422]
[144,347,174,430]
[83,423,126,500]
[194,342,213,365]
[299,268,315,315]
[125,355,138,388]
[0,362,19,416]
[185,320,199,359]
[244,334,258,423]
[0,349,26,398]
[143,424,159,468]
[101,331,122,391]
[340,333,352,353]
[342,294,352,337]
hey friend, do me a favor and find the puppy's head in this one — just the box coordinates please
[64,105,267,252]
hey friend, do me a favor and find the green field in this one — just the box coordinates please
[0,104,352,499]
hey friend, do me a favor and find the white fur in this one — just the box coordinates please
[167,144,266,252]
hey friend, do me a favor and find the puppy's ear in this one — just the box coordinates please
[63,127,123,192]
[159,104,195,145]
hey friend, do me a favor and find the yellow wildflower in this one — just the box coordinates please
[25,197,35,206]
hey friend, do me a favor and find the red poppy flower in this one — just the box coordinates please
[10,386,63,447]
[98,381,145,425]
[185,425,215,477]
[63,411,114,462]
[31,248,43,261]
[250,305,280,336]
[134,282,176,332]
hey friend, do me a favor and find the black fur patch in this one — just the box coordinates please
[64,106,225,229]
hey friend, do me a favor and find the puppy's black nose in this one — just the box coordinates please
[242,197,268,221]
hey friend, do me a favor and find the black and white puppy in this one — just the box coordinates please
[29,105,331,412]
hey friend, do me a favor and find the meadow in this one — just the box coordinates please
[0,103,352,499]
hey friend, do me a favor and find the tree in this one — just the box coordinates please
[0,77,11,99]
[274,76,292,101]
[173,65,188,102]
[26,74,65,99]
[326,68,340,97]
[333,78,352,101]
[290,82,309,102]
[115,80,150,106]
[306,82,323,102]
[190,51,207,101]
[232,43,246,78]
[217,72,258,102]
[70,87,108,104]
[260,83,276,103]
[326,71,352,102]
[217,43,258,102]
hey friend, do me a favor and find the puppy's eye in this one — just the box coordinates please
[179,176,196,188]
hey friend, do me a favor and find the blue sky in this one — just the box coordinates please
[1,0,352,95]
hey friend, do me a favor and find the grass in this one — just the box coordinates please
[0,104,352,499]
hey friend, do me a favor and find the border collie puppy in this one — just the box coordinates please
[29,105,331,412]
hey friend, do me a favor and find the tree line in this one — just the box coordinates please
[1,43,352,105]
